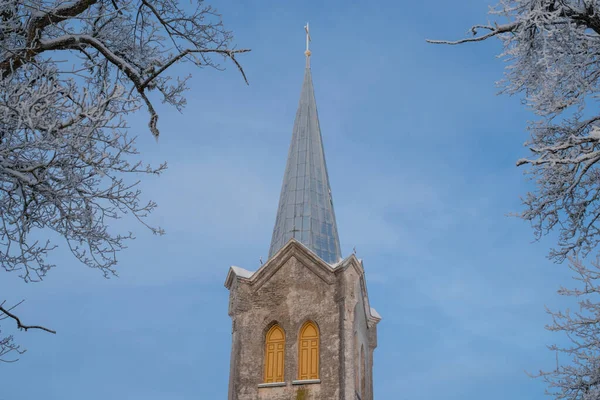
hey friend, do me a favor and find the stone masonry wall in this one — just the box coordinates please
[226,244,376,400]
[229,255,342,400]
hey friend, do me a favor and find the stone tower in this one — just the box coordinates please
[225,24,381,400]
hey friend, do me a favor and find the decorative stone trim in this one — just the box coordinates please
[257,382,286,388]
[292,379,321,385]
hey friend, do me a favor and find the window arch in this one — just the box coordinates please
[298,321,320,380]
[264,324,285,383]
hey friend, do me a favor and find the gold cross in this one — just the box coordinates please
[304,22,312,66]
[304,23,311,53]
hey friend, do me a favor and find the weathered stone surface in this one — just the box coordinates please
[225,240,380,400]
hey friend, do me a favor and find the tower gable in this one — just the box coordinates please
[226,243,341,399]
[225,239,380,399]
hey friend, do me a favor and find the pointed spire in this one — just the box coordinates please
[268,25,342,263]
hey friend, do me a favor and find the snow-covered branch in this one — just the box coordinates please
[429,2,600,397]
[427,21,520,45]
[0,0,249,138]
[0,0,249,360]
[533,257,600,399]
[428,1,600,45]
[428,0,600,262]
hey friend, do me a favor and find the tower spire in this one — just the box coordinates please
[304,22,311,68]
[268,24,342,263]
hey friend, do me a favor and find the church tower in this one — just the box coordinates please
[225,24,381,400]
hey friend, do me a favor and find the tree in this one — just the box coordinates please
[427,1,600,397]
[0,0,248,362]
[537,257,600,399]
[429,0,600,263]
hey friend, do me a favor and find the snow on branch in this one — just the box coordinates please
[0,0,249,279]
[0,0,250,138]
[428,0,600,263]
[531,256,600,398]
[429,1,600,397]
[0,1,250,360]
[427,21,520,45]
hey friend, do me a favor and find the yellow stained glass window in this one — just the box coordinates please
[298,321,319,380]
[264,325,285,383]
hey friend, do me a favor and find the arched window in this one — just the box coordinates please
[264,324,285,383]
[298,321,319,380]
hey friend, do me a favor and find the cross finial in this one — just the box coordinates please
[304,22,312,67]
[291,226,301,238]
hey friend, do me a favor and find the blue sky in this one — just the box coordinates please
[0,1,579,399]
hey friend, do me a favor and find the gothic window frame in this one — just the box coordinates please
[263,324,286,384]
[297,320,320,380]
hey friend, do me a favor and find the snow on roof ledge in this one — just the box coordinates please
[370,307,382,320]
[329,253,363,269]
[230,266,254,279]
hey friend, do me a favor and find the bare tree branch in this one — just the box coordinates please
[0,304,55,334]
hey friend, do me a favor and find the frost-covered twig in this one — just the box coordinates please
[530,256,600,399]
[428,0,600,263]
[0,0,250,139]
[0,0,249,361]
[427,21,520,45]
[429,2,600,398]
